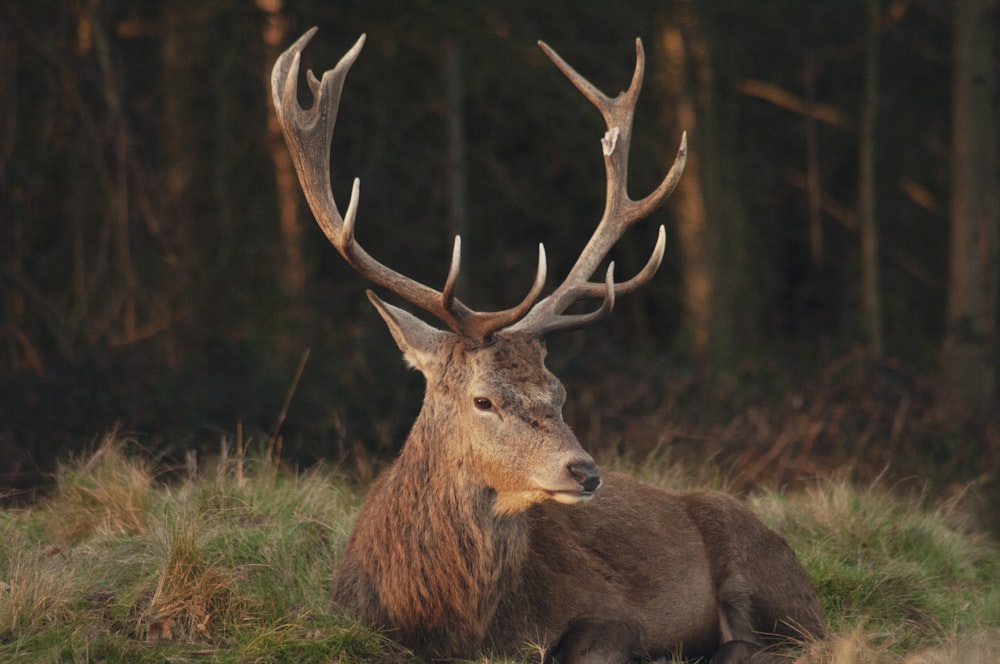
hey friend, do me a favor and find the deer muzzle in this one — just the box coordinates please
[568,460,602,496]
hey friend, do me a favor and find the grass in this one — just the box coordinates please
[749,483,999,663]
[1,433,997,662]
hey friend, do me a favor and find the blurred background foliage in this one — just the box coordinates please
[0,1,997,523]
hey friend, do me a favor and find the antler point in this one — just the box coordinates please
[536,243,548,288]
[442,236,463,309]
[342,178,361,241]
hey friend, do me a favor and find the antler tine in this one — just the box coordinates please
[511,40,687,338]
[272,29,549,344]
[525,263,618,338]
[440,236,463,311]
[463,244,548,342]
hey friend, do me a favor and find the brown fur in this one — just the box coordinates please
[332,327,824,662]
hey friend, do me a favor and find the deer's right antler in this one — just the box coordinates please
[271,28,547,345]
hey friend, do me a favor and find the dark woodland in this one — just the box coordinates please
[0,1,997,525]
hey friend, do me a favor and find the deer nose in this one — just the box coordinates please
[568,461,602,494]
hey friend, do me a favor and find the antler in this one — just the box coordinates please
[271,28,547,345]
[272,30,684,344]
[510,40,687,338]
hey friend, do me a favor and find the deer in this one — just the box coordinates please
[271,28,824,664]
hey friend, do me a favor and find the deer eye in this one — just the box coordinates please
[473,397,493,411]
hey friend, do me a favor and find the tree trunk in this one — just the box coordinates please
[859,0,883,356]
[942,0,999,410]
[803,52,823,271]
[658,9,756,371]
[659,21,711,365]
[259,0,305,298]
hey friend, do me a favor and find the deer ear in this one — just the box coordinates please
[367,290,450,373]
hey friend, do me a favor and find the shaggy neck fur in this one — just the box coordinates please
[332,403,530,658]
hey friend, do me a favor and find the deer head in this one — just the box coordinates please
[271,29,686,514]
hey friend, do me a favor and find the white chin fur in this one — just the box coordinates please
[491,487,595,516]
[550,491,594,505]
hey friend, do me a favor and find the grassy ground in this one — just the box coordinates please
[1,433,997,663]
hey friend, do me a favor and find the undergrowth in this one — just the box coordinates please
[0,432,997,662]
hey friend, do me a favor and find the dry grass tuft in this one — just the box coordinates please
[900,629,1000,664]
[137,516,244,643]
[793,626,1000,664]
[43,432,153,543]
[792,628,894,664]
[0,519,78,639]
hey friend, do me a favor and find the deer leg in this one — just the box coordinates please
[553,619,643,664]
[716,573,759,642]
[715,573,814,663]
[710,573,768,663]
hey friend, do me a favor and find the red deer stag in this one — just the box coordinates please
[272,28,824,663]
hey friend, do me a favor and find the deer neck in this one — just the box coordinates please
[353,410,530,654]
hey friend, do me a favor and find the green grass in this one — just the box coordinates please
[749,484,999,662]
[1,433,997,662]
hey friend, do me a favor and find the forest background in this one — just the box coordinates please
[1,0,997,527]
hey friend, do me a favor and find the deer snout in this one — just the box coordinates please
[568,460,602,494]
